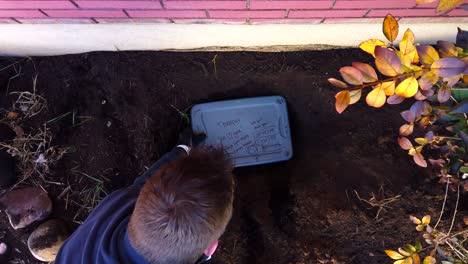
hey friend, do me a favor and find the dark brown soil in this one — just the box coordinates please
[0,50,465,264]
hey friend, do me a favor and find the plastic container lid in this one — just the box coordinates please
[191,96,293,167]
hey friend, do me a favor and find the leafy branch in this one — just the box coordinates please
[327,13,468,264]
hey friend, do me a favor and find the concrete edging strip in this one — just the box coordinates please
[0,22,466,56]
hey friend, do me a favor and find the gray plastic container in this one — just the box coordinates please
[191,96,293,167]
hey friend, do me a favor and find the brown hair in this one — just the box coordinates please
[128,148,234,264]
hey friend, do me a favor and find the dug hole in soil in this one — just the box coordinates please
[0,50,466,264]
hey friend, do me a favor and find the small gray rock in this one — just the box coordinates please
[0,187,52,229]
[28,219,69,262]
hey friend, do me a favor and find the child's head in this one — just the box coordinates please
[128,148,234,264]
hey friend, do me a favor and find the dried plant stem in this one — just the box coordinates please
[347,70,425,91]
[434,178,449,230]
[447,183,459,236]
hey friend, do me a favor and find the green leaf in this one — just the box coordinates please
[459,166,468,173]
[434,113,463,126]
[339,66,364,85]
[382,14,399,42]
[450,100,468,114]
[375,46,402,76]
[431,57,467,78]
[414,241,422,252]
[451,88,468,101]
[458,131,468,145]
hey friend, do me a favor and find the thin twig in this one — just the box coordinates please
[434,178,449,230]
[447,183,460,236]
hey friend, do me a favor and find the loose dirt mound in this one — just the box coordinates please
[0,50,464,263]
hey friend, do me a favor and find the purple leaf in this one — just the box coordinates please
[401,110,416,122]
[431,57,467,78]
[387,94,405,104]
[339,66,364,85]
[375,46,402,77]
[438,84,451,103]
[425,131,434,142]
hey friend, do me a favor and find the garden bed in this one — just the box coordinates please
[0,50,464,264]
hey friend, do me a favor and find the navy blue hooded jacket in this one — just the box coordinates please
[55,147,187,264]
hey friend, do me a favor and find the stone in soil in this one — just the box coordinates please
[0,187,52,229]
[0,242,9,262]
[27,219,69,262]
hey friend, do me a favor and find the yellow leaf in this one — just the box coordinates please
[385,250,405,260]
[406,244,417,253]
[400,29,416,57]
[400,123,414,136]
[422,215,431,225]
[395,258,414,264]
[396,77,418,98]
[410,65,422,79]
[366,85,386,108]
[335,90,350,114]
[416,45,440,65]
[414,138,426,145]
[436,0,463,13]
[381,81,396,96]
[397,50,413,68]
[411,49,420,64]
[398,248,411,257]
[410,215,422,224]
[408,147,417,156]
[383,14,399,42]
[349,90,362,104]
[416,224,425,231]
[423,256,436,264]
[412,253,421,264]
[359,39,387,57]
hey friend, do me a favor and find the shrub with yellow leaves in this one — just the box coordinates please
[328,12,468,264]
[385,215,467,264]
